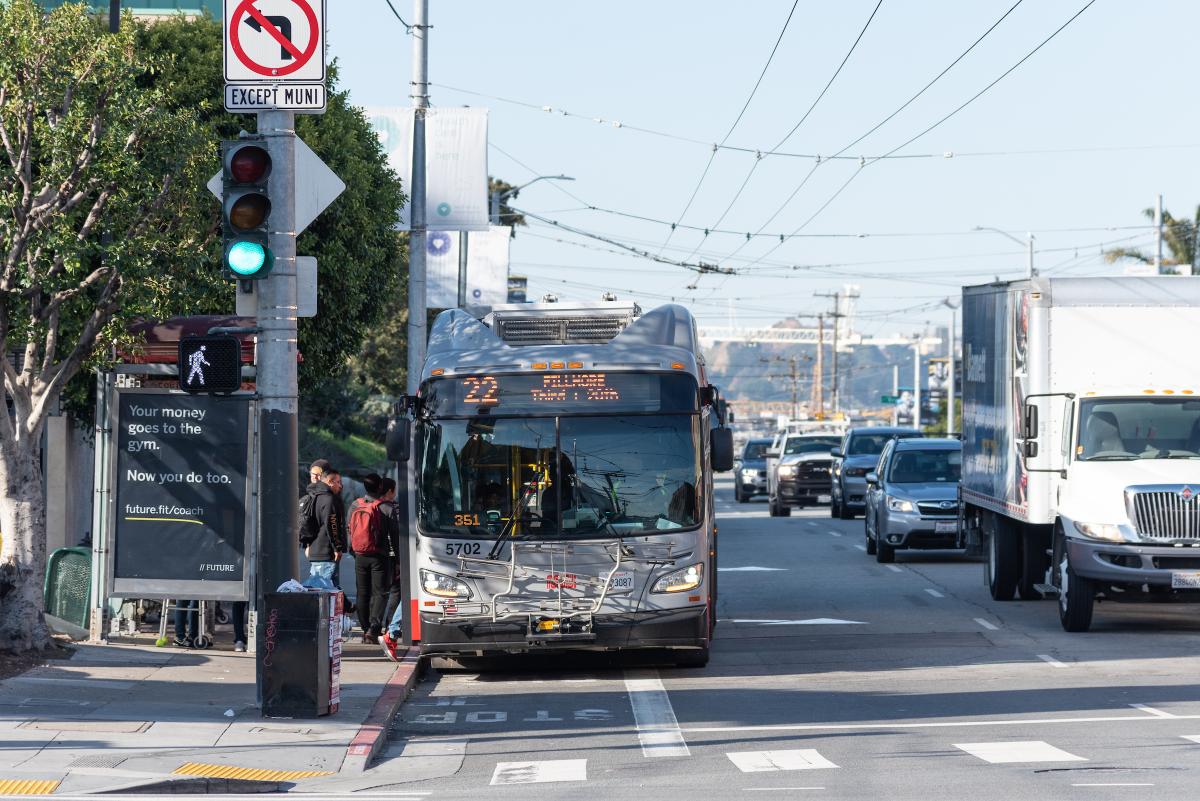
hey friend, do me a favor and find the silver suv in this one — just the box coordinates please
[830,427,923,519]
[863,437,962,563]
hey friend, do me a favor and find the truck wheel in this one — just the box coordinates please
[830,497,842,518]
[1058,554,1095,632]
[768,498,780,517]
[778,503,791,517]
[1018,529,1049,600]
[986,515,1019,601]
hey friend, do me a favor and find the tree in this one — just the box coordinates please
[1104,205,1199,275]
[0,1,211,652]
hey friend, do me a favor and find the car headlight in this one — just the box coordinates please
[420,569,472,599]
[652,563,704,593]
[741,468,756,478]
[887,496,915,513]
[1072,521,1129,542]
[778,465,796,478]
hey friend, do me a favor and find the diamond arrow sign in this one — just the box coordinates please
[208,134,344,235]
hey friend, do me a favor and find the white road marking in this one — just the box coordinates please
[744,790,826,793]
[829,531,842,537]
[974,618,999,631]
[724,618,867,626]
[682,711,1200,734]
[490,759,587,785]
[1180,735,1200,744]
[1071,784,1154,788]
[728,749,839,773]
[924,588,944,598]
[1037,654,1069,668]
[885,565,903,573]
[625,670,689,757]
[954,741,1086,764]
[1130,704,1176,718]
[854,544,867,552]
[718,566,788,573]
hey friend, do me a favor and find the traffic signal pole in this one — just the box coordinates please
[254,109,300,697]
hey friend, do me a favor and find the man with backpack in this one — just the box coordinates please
[349,473,394,645]
[300,465,345,584]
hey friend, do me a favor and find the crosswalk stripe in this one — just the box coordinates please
[954,741,1087,764]
[728,749,839,772]
[1181,735,1200,744]
[625,670,689,757]
[490,759,587,785]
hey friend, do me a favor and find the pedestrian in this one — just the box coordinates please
[349,473,391,645]
[232,600,247,652]
[378,477,405,662]
[300,466,345,585]
[173,599,198,648]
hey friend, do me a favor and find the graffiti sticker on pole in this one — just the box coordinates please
[224,0,326,83]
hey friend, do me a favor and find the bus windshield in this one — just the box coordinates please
[417,414,702,539]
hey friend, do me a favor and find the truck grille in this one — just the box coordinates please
[796,461,831,479]
[1129,489,1200,540]
[917,501,958,518]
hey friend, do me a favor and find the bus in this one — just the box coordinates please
[388,301,734,666]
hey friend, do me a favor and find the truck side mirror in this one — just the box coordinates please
[1023,440,1039,459]
[765,450,780,459]
[711,427,735,472]
[385,416,411,463]
[1023,402,1038,438]
[830,448,842,457]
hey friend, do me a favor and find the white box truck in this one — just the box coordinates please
[961,277,1200,631]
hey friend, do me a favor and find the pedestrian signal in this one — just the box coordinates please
[221,138,273,281]
[178,336,242,394]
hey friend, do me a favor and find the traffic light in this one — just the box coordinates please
[221,138,273,281]
[178,335,243,394]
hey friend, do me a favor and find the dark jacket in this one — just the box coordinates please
[305,481,344,561]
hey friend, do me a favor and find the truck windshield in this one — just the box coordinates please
[416,414,702,538]
[785,436,840,455]
[888,449,962,483]
[1078,398,1200,461]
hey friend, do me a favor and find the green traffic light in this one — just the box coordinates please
[227,240,269,276]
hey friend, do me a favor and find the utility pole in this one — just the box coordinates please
[892,365,899,426]
[456,231,468,308]
[811,314,825,417]
[256,110,299,678]
[912,341,922,431]
[406,0,429,394]
[1154,194,1163,274]
[761,355,809,420]
[816,288,859,417]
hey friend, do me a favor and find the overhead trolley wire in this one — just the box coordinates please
[657,0,801,257]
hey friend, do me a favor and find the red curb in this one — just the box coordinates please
[344,647,422,768]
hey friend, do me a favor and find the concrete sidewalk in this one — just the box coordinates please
[0,638,421,795]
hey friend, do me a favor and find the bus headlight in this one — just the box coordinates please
[420,569,472,599]
[652,563,704,593]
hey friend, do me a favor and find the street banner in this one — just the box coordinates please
[107,390,253,600]
[425,226,512,308]
[367,107,490,231]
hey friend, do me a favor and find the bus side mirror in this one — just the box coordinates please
[711,428,735,472]
[386,417,411,463]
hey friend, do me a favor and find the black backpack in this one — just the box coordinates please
[298,492,320,547]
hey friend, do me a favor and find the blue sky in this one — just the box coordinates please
[327,1,1200,335]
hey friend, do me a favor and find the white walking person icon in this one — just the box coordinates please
[187,345,211,386]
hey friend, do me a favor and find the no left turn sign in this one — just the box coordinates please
[224,0,325,83]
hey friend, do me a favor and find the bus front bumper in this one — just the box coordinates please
[418,605,709,655]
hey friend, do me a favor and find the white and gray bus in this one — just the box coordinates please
[388,301,733,666]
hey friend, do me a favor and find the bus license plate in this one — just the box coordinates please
[934,521,957,534]
[1171,571,1200,589]
[608,571,634,592]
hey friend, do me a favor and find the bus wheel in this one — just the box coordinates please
[1058,554,1095,632]
[675,645,709,668]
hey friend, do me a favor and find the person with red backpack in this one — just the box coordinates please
[349,473,393,644]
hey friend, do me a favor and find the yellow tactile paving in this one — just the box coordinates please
[173,761,334,781]
[0,779,61,795]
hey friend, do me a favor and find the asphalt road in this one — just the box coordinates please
[373,477,1200,800]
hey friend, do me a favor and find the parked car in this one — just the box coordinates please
[767,433,842,517]
[830,427,923,519]
[864,437,962,563]
[735,437,773,502]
